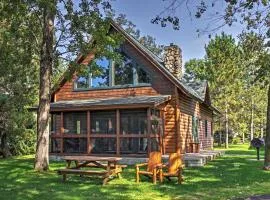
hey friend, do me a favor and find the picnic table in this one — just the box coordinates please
[58,156,124,185]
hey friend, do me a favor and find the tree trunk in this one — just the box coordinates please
[0,132,11,158]
[34,4,55,171]
[250,97,254,141]
[264,84,270,170]
[225,102,229,149]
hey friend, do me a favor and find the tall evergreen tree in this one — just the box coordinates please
[185,33,242,148]
[156,0,270,170]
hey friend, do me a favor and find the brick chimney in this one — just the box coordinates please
[164,43,182,79]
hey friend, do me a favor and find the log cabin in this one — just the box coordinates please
[50,21,219,157]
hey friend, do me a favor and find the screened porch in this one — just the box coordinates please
[49,95,170,156]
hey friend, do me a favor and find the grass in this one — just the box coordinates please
[0,144,269,200]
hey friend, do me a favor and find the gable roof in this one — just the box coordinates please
[110,21,220,114]
[52,20,220,114]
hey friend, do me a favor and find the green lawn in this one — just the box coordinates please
[0,144,269,200]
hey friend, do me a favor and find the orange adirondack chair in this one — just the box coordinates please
[135,151,162,184]
[159,152,184,184]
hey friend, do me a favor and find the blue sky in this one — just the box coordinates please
[111,0,244,65]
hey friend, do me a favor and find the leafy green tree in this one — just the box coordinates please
[0,0,124,171]
[0,5,39,157]
[114,14,164,57]
[185,33,242,148]
[185,32,268,152]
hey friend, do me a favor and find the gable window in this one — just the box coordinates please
[91,59,110,87]
[138,67,150,84]
[74,58,109,89]
[114,56,134,86]
[74,53,151,90]
[75,76,90,89]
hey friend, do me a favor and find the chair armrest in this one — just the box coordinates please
[156,163,168,169]
[135,163,148,168]
[178,164,185,170]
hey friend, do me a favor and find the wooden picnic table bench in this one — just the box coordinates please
[57,156,123,185]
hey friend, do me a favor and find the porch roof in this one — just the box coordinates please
[50,95,171,111]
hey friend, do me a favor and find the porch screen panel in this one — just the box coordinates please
[120,138,148,154]
[50,138,61,153]
[63,112,87,134]
[63,138,87,153]
[90,138,116,154]
[120,109,148,154]
[90,111,116,154]
[120,109,147,135]
[50,113,61,134]
[91,111,116,134]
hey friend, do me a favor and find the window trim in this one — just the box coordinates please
[73,83,151,92]
[73,56,151,91]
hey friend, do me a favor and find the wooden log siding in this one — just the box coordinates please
[56,83,159,101]
[52,91,214,154]
[54,41,175,102]
[51,41,215,155]
[162,89,214,153]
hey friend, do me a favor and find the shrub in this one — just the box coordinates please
[8,129,36,156]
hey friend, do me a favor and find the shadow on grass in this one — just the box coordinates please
[0,145,270,200]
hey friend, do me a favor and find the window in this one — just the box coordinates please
[114,57,133,85]
[74,58,110,89]
[74,53,151,90]
[63,112,87,134]
[137,67,150,84]
[192,116,199,143]
[91,111,116,134]
[76,77,89,89]
[205,120,208,137]
[90,58,110,87]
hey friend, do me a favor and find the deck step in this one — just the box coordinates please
[50,150,224,167]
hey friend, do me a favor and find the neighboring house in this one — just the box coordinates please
[50,21,219,157]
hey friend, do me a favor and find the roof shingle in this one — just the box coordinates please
[50,95,171,110]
